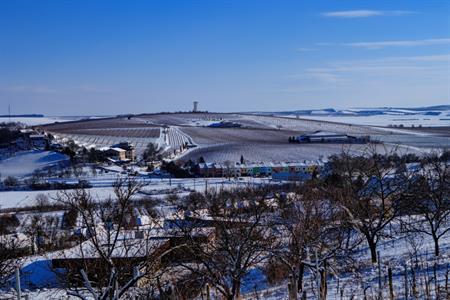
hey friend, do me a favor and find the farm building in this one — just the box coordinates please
[29,134,48,149]
[290,131,370,144]
[111,141,136,161]
[100,142,136,163]
[105,147,127,162]
[50,227,215,289]
[208,121,241,128]
[5,130,50,151]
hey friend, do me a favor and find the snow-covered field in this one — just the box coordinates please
[254,223,450,300]
[0,150,69,178]
[0,187,118,209]
[178,142,419,163]
[0,177,272,209]
[1,116,89,126]
[53,132,161,155]
[40,112,449,164]
[296,114,450,127]
[3,215,449,299]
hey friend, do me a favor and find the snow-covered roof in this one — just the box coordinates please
[29,134,46,139]
[305,131,348,137]
[20,129,34,134]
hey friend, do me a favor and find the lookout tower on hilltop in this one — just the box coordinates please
[193,101,199,112]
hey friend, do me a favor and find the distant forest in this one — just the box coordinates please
[0,114,44,118]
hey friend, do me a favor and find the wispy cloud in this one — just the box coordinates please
[322,10,415,18]
[290,71,340,83]
[70,85,109,93]
[345,38,450,49]
[290,54,450,83]
[296,47,318,52]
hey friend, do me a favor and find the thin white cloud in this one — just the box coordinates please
[291,54,450,83]
[296,47,318,52]
[322,10,415,18]
[290,71,340,83]
[70,85,109,93]
[282,53,449,108]
[345,38,450,49]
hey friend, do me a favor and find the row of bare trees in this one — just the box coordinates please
[0,150,448,299]
[50,151,450,298]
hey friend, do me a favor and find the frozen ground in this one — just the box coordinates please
[3,217,449,299]
[252,222,450,300]
[0,150,69,178]
[0,177,271,209]
[1,116,88,126]
[53,132,161,155]
[41,112,448,163]
[0,187,117,209]
[178,140,428,163]
[291,114,450,128]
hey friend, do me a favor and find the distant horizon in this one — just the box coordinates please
[2,103,449,118]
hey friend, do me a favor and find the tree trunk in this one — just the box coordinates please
[231,279,241,300]
[388,266,394,300]
[320,261,328,300]
[297,262,305,292]
[289,274,298,300]
[367,237,377,263]
[433,236,440,257]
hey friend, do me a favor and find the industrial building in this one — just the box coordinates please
[289,131,370,144]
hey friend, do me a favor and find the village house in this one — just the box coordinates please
[191,160,329,181]
[101,142,136,163]
[29,134,48,149]
[105,147,127,162]
[111,142,136,161]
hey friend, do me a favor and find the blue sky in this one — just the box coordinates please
[0,0,449,115]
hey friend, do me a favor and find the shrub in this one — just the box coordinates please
[263,259,290,285]
[63,208,78,228]
[3,176,19,189]
[0,214,20,234]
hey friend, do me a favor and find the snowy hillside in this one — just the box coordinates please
[264,105,450,127]
[0,150,69,178]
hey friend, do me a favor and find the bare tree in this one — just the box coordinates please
[328,150,409,263]
[274,180,357,295]
[177,187,277,300]
[23,214,47,254]
[55,177,180,299]
[35,193,50,207]
[401,154,450,257]
[142,143,159,163]
[0,218,26,288]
